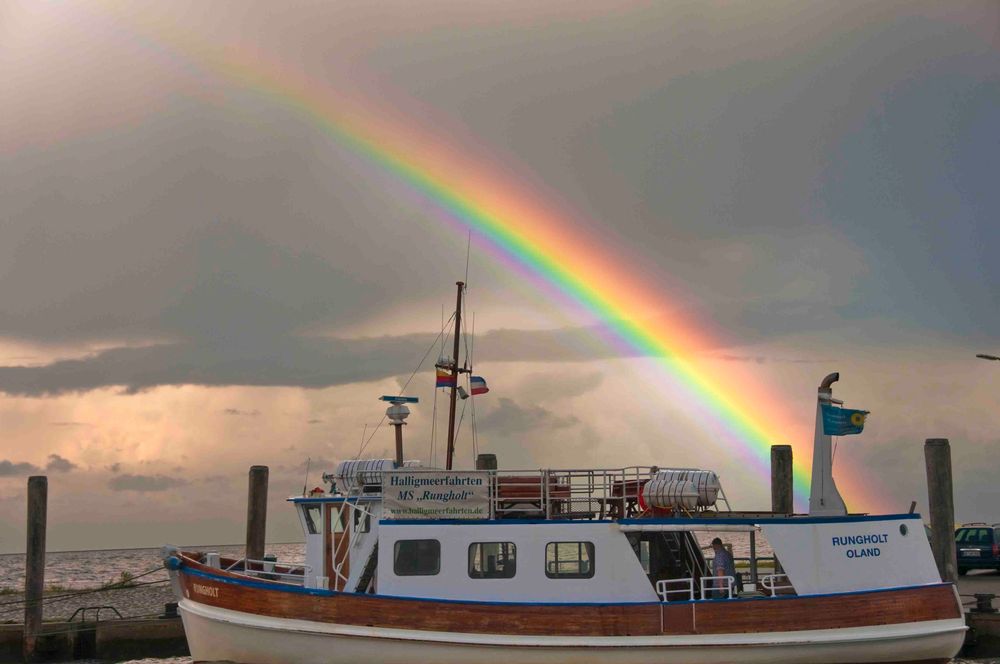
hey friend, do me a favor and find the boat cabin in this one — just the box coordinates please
[287,461,941,604]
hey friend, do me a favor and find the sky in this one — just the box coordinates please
[0,0,998,553]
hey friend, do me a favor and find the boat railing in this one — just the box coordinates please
[340,465,730,521]
[486,466,729,520]
[699,575,735,600]
[222,557,312,585]
[760,573,795,594]
[656,578,695,602]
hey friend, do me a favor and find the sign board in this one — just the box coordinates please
[379,395,419,403]
[762,516,940,595]
[382,471,490,520]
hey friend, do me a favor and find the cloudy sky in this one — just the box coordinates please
[1,1,998,553]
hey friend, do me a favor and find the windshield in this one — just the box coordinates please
[955,528,991,545]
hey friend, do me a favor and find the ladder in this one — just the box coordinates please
[354,542,378,593]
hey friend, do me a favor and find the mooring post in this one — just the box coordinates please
[246,466,269,564]
[924,439,957,583]
[23,476,47,662]
[770,445,793,577]
[770,445,793,514]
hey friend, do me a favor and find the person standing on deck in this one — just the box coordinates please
[710,537,736,598]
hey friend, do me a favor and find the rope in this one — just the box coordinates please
[0,566,168,609]
[356,313,453,460]
[468,312,478,463]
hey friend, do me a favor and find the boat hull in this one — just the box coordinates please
[179,598,964,664]
[168,555,965,664]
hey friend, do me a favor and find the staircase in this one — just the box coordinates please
[354,542,378,593]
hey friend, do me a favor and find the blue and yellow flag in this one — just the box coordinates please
[821,404,869,436]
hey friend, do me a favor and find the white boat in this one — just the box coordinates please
[164,287,965,663]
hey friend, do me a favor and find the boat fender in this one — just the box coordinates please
[164,556,182,571]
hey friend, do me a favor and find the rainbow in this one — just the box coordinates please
[89,4,887,511]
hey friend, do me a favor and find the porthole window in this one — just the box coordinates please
[899,524,908,536]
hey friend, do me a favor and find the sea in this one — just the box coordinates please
[0,543,305,592]
[0,543,994,663]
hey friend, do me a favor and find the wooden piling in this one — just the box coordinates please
[23,476,47,662]
[924,438,957,583]
[246,466,269,563]
[770,445,793,515]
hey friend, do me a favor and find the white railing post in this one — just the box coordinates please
[761,573,793,593]
[699,575,735,600]
[656,578,695,602]
[543,469,551,520]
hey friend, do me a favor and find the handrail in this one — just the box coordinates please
[224,556,311,584]
[761,573,795,593]
[699,575,735,600]
[68,606,123,623]
[682,532,707,579]
[656,578,694,602]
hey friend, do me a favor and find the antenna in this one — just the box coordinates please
[464,230,472,287]
[301,457,311,496]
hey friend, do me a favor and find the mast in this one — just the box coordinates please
[445,281,465,470]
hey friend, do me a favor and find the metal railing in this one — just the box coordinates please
[68,606,123,622]
[223,557,312,585]
[357,466,729,521]
[656,578,694,602]
[699,575,735,600]
[761,573,795,594]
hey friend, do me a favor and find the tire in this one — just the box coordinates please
[958,567,968,576]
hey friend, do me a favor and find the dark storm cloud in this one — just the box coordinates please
[0,1,996,363]
[45,454,77,473]
[0,0,997,393]
[108,473,188,492]
[0,460,41,477]
[0,327,636,396]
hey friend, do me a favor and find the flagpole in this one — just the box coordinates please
[445,281,465,470]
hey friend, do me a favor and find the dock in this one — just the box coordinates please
[958,570,1000,657]
[0,616,187,662]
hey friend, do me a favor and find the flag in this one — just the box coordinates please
[436,368,455,388]
[470,376,489,396]
[821,404,869,436]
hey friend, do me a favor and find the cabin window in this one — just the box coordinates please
[639,540,651,574]
[468,542,516,579]
[329,506,345,533]
[545,541,595,579]
[302,505,322,535]
[393,539,440,576]
[354,508,371,534]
